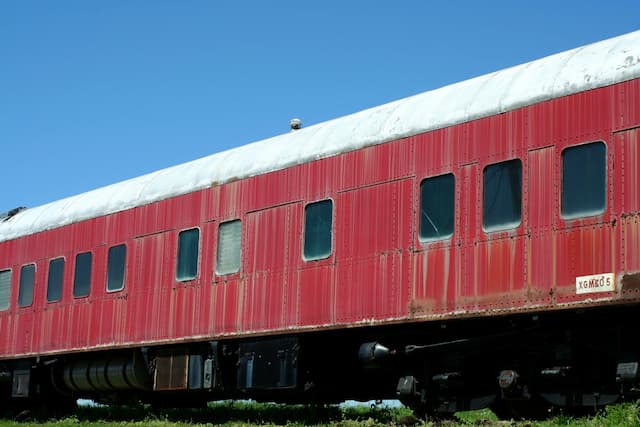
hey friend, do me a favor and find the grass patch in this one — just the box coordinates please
[1,401,640,426]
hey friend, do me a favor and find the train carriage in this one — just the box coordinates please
[0,30,639,418]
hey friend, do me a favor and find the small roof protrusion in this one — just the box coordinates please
[289,118,302,131]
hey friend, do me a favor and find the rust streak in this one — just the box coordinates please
[621,272,640,292]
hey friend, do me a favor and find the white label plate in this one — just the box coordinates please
[576,273,615,294]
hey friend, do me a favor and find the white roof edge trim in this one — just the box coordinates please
[2,30,640,243]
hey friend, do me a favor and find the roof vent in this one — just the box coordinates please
[1,206,27,222]
[289,118,302,131]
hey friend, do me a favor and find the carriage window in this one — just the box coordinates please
[420,173,455,241]
[304,199,333,261]
[107,244,126,292]
[0,269,11,311]
[483,159,522,232]
[19,264,35,307]
[73,252,92,298]
[562,141,606,219]
[47,258,65,302]
[177,228,200,281]
[217,220,241,275]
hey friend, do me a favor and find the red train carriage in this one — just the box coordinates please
[0,31,639,418]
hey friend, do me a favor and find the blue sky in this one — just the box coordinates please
[1,1,638,213]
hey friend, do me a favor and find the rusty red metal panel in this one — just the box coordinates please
[212,180,245,220]
[615,129,640,214]
[243,271,284,331]
[411,247,456,316]
[67,301,92,350]
[336,255,390,322]
[527,147,556,230]
[458,163,479,309]
[413,127,462,178]
[621,217,640,278]
[335,179,412,322]
[242,203,302,331]
[467,109,528,161]
[337,182,401,259]
[339,139,414,191]
[292,156,342,204]
[613,129,640,294]
[615,79,640,131]
[476,237,526,308]
[243,168,302,213]
[0,266,15,356]
[246,205,290,274]
[166,285,203,338]
[554,224,615,303]
[526,147,556,305]
[282,204,303,327]
[130,232,168,342]
[297,265,334,326]
[14,306,33,355]
[208,279,240,335]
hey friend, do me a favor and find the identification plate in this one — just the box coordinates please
[576,273,615,294]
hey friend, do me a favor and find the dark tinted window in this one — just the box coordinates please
[73,252,92,298]
[0,269,10,311]
[420,173,455,241]
[177,228,200,281]
[562,141,606,219]
[19,264,35,307]
[483,159,522,232]
[304,200,333,260]
[107,244,126,292]
[47,258,64,302]
[217,220,241,275]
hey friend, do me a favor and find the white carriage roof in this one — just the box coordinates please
[2,30,640,243]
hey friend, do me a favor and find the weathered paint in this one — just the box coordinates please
[0,70,639,361]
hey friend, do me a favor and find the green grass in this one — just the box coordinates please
[2,401,640,426]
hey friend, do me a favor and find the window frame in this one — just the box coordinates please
[482,158,523,233]
[216,219,242,276]
[176,227,201,282]
[561,140,607,220]
[419,173,455,242]
[18,263,36,307]
[106,244,127,293]
[0,269,11,311]
[303,198,334,262]
[46,257,65,303]
[73,251,93,298]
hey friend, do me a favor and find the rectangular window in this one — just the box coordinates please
[217,220,241,275]
[177,228,200,281]
[73,252,92,298]
[304,199,333,260]
[19,264,35,307]
[420,173,455,241]
[107,244,126,292]
[0,270,11,311]
[47,258,64,302]
[562,141,606,219]
[483,159,522,232]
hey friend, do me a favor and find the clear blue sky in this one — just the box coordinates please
[1,1,638,213]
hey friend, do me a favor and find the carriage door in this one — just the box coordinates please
[244,202,302,330]
[615,128,640,276]
[527,146,555,304]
